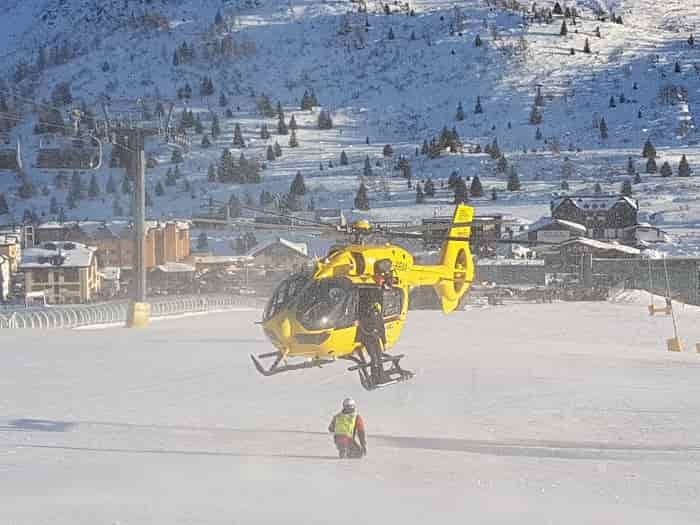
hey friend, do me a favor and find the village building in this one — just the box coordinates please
[19,241,100,304]
[525,217,588,244]
[550,195,639,241]
[34,220,190,269]
[246,238,310,270]
[0,233,21,272]
[0,254,10,302]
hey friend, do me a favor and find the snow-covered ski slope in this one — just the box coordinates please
[1,0,700,255]
[2,299,700,523]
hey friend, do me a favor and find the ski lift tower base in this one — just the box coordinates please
[127,302,151,328]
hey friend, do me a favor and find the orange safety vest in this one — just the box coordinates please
[334,412,357,438]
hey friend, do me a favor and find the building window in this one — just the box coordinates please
[64,268,80,282]
[33,269,49,282]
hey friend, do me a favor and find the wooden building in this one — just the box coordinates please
[246,238,309,269]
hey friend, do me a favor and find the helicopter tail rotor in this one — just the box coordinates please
[435,204,475,313]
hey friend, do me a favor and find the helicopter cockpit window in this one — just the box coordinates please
[297,278,358,330]
[263,272,312,322]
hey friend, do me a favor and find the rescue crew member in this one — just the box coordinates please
[328,398,367,458]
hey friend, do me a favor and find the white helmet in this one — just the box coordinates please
[342,397,357,412]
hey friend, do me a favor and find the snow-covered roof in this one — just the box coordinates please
[194,255,253,265]
[246,238,309,258]
[100,267,121,280]
[552,195,639,211]
[152,262,196,273]
[527,217,587,233]
[0,234,20,245]
[20,242,96,269]
[559,238,641,255]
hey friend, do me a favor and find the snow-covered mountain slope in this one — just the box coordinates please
[0,0,699,253]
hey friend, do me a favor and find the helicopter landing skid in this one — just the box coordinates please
[250,351,335,377]
[345,350,415,391]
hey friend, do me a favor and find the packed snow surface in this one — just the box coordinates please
[2,300,700,523]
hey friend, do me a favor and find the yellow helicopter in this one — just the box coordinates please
[251,203,479,390]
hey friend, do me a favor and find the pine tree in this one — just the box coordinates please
[642,138,656,159]
[197,232,208,250]
[70,172,84,201]
[474,34,482,47]
[470,176,484,197]
[633,172,642,184]
[560,20,568,36]
[424,179,435,197]
[609,96,616,108]
[491,188,498,200]
[112,199,123,216]
[145,191,153,207]
[289,129,299,147]
[660,161,672,177]
[290,171,306,195]
[456,101,465,121]
[583,38,591,53]
[553,2,562,15]
[88,173,100,198]
[201,134,212,148]
[172,149,184,164]
[383,144,393,157]
[678,155,691,177]
[620,179,633,196]
[561,180,570,190]
[646,157,657,173]
[194,117,204,134]
[594,182,603,194]
[507,166,521,191]
[453,177,468,204]
[260,124,270,140]
[474,96,483,114]
[535,127,543,140]
[415,183,425,204]
[289,115,297,130]
[266,145,275,161]
[0,193,8,215]
[497,155,509,173]
[121,176,131,195]
[388,27,395,40]
[155,181,165,196]
[207,163,217,182]
[529,104,543,125]
[674,61,681,73]
[354,183,370,210]
[599,117,608,139]
[233,123,245,147]
[106,174,116,194]
[363,155,373,177]
[274,141,282,157]
[340,150,348,166]
[211,115,221,139]
[166,168,177,186]
[627,156,636,175]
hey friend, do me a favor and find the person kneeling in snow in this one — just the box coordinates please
[328,398,367,458]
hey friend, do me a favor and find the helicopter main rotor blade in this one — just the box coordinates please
[379,230,562,246]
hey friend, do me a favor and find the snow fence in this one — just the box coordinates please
[0,294,263,329]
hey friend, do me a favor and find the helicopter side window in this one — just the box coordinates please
[297,278,358,330]
[263,272,311,321]
[382,287,403,318]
